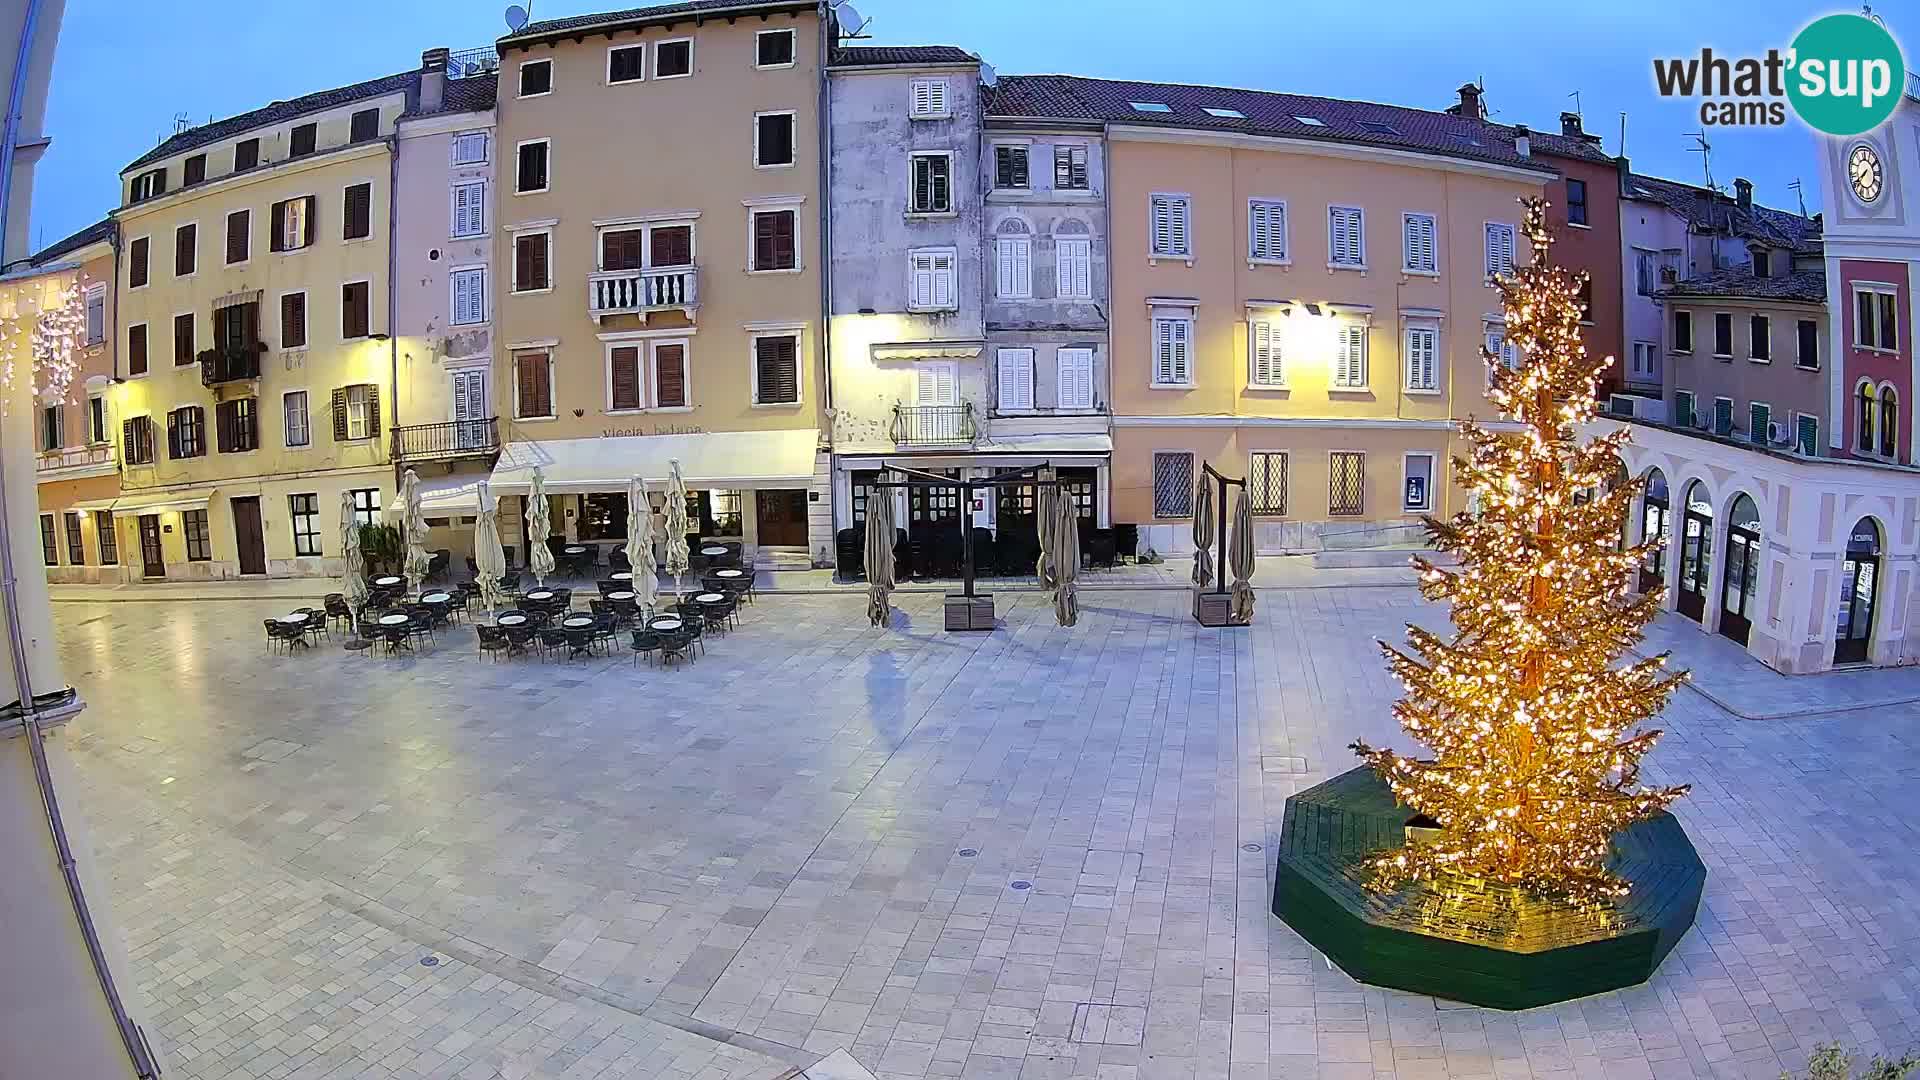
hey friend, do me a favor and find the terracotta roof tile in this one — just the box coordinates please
[124,71,417,174]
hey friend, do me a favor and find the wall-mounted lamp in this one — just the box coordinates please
[1303,303,1323,317]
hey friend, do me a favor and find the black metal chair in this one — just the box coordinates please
[263,619,288,654]
[503,623,536,658]
[630,628,662,666]
[476,623,510,661]
[537,626,567,660]
[382,622,412,654]
[609,549,631,573]
[656,627,691,666]
[323,593,354,634]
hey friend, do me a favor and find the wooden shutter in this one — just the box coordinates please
[175,223,195,275]
[996,349,1034,410]
[602,229,643,271]
[452,270,483,325]
[344,183,371,240]
[282,292,306,348]
[123,418,136,462]
[654,345,686,407]
[227,210,249,263]
[128,323,147,375]
[1057,349,1094,409]
[301,195,316,248]
[932,253,954,309]
[129,237,148,286]
[753,210,794,271]
[912,79,945,117]
[269,200,286,252]
[167,410,181,458]
[215,401,232,454]
[1331,208,1363,264]
[342,282,368,339]
[1406,328,1436,390]
[610,346,641,410]
[365,384,381,439]
[516,234,547,290]
[331,388,349,440]
[651,225,692,267]
[1251,321,1281,385]
[754,336,798,404]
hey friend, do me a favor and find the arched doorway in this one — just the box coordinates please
[1717,493,1761,646]
[1676,480,1713,622]
[1639,469,1669,593]
[1835,517,1882,664]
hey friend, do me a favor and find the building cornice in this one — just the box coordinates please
[1107,124,1556,184]
[113,140,392,223]
[1111,414,1522,431]
[397,111,497,139]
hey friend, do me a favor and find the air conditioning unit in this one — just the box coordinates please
[1608,394,1636,418]
[1768,420,1789,445]
[1694,412,1713,432]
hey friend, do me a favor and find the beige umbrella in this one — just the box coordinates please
[865,474,896,627]
[1035,468,1058,591]
[624,476,658,614]
[1052,487,1080,627]
[1191,474,1214,589]
[527,468,555,586]
[664,459,690,596]
[339,488,367,605]
[400,467,431,587]
[475,482,506,615]
[1228,483,1256,625]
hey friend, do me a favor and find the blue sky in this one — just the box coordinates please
[31,0,1868,251]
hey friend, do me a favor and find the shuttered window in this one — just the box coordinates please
[514,232,550,291]
[1402,212,1437,273]
[910,154,951,214]
[122,416,155,465]
[650,225,692,267]
[753,335,799,405]
[1248,200,1286,262]
[341,281,370,339]
[450,268,486,325]
[1057,348,1094,410]
[175,223,196,276]
[281,292,307,349]
[331,384,380,441]
[1055,237,1091,299]
[996,348,1034,411]
[1152,316,1192,386]
[270,195,315,252]
[168,406,205,458]
[601,228,644,271]
[343,182,372,241]
[909,79,947,118]
[513,352,552,418]
[752,209,796,271]
[233,138,259,171]
[1796,413,1819,456]
[1250,451,1287,515]
[908,249,956,311]
[451,181,485,237]
[1484,324,1519,371]
[995,145,1029,189]
[451,131,488,164]
[183,153,206,186]
[1054,145,1089,189]
[349,108,379,144]
[173,313,195,366]
[1404,326,1439,391]
[1249,319,1283,387]
[995,237,1032,298]
[289,122,316,158]
[1150,194,1190,258]
[914,362,957,405]
[284,391,309,447]
[1334,324,1368,388]
[128,237,149,288]
[609,346,642,411]
[1329,206,1364,266]
[215,397,258,453]
[754,112,795,167]
[226,209,250,264]
[653,343,687,408]
[1484,222,1516,279]
[516,140,549,194]
[127,323,148,375]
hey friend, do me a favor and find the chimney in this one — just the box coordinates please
[1513,123,1530,159]
[1733,177,1753,211]
[420,48,450,113]
[1560,111,1582,138]
[1455,82,1484,120]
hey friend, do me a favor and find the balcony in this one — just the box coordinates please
[892,402,977,447]
[391,417,500,462]
[588,265,699,321]
[36,443,117,481]
[199,342,264,387]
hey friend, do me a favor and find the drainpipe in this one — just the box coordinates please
[387,132,401,488]
[816,2,833,419]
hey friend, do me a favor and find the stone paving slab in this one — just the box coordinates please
[1638,615,1920,719]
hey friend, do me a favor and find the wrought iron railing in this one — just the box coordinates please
[199,342,263,387]
[448,47,500,79]
[391,417,500,461]
[891,403,976,446]
[588,266,699,318]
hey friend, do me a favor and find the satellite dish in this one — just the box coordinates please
[504,4,529,31]
[833,1,865,36]
[980,63,996,87]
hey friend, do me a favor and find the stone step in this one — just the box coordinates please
[755,547,814,571]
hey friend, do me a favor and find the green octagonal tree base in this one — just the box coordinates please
[1271,767,1705,1011]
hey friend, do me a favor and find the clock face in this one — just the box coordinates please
[1849,143,1884,204]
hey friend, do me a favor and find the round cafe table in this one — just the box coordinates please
[694,592,725,605]
[524,589,555,602]
[497,613,528,627]
[610,571,633,582]
[372,575,402,588]
[378,613,411,627]
[564,545,586,557]
[712,569,744,580]
[420,591,452,605]
[700,545,728,558]
[276,612,309,625]
[607,590,635,602]
[561,615,595,630]
[648,616,683,632]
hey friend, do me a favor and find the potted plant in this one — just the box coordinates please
[357,522,403,576]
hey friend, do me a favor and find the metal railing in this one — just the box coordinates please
[588,265,699,319]
[391,417,500,461]
[891,402,976,446]
[448,47,500,79]
[199,342,262,387]
[35,444,114,473]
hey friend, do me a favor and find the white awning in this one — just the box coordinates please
[386,474,487,516]
[975,432,1112,456]
[490,429,820,494]
[70,490,215,514]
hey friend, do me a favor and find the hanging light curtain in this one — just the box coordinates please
[1052,486,1080,627]
[1229,483,1256,624]
[401,467,431,587]
[339,488,367,605]
[474,482,506,615]
[527,468,556,586]
[664,459,690,596]
[1035,467,1058,592]
[1192,474,1214,589]
[865,474,897,627]
[624,476,658,614]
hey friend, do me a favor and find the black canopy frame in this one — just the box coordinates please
[867,461,1065,599]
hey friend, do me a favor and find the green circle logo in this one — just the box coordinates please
[1788,13,1906,136]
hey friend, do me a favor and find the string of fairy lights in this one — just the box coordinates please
[2,280,86,416]
[1350,197,1690,906]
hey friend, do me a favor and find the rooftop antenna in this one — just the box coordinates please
[1686,130,1714,192]
[1617,111,1627,157]
[1567,89,1581,122]
[1789,178,1809,218]
[504,3,529,32]
[172,111,191,135]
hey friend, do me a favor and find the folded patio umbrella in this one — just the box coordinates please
[1052,487,1080,627]
[1192,473,1214,589]
[1229,482,1256,624]
[625,476,658,613]
[1035,468,1058,592]
[475,482,506,615]
[401,467,431,586]
[865,475,896,627]
[339,488,367,605]
[664,459,690,596]
[528,467,556,586]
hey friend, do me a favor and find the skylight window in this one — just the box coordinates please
[1293,116,1325,126]
[1129,101,1172,113]
[1450,132,1485,146]
[1359,121,1399,135]
[1203,106,1246,118]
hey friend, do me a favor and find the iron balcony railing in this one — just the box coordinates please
[891,402,977,446]
[447,47,500,79]
[391,417,500,461]
[588,265,699,319]
[199,342,263,387]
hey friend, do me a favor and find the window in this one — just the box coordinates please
[349,488,381,528]
[1566,178,1588,226]
[168,405,206,458]
[753,334,800,405]
[128,168,165,204]
[608,44,644,83]
[1055,236,1091,298]
[1713,312,1733,357]
[1856,286,1898,350]
[1752,249,1772,279]
[1750,402,1771,445]
[343,182,372,240]
[95,511,116,565]
[451,267,487,325]
[1577,280,1594,323]
[1403,454,1434,512]
[128,236,148,288]
[1248,200,1287,262]
[39,515,54,565]
[751,208,797,271]
[995,235,1032,298]
[233,138,259,171]
[996,347,1034,411]
[908,248,956,311]
[1153,452,1194,518]
[334,383,380,440]
[1635,250,1658,296]
[175,222,196,276]
[1712,396,1734,436]
[341,281,370,339]
[910,153,952,214]
[451,181,486,238]
[84,285,104,344]
[995,145,1029,189]
[1150,194,1191,258]
[63,513,83,565]
[1402,212,1437,274]
[1674,389,1695,429]
[1249,451,1287,515]
[1882,385,1899,458]
[182,510,211,561]
[1857,382,1877,452]
[287,494,321,557]
[183,153,206,186]
[909,79,948,119]
[514,351,553,418]
[270,195,315,252]
[648,224,693,267]
[288,122,317,158]
[1249,319,1283,387]
[756,28,795,68]
[755,112,795,167]
[173,312,195,366]
[599,227,645,271]
[1484,222,1516,279]
[1334,324,1368,388]
[1054,145,1089,189]
[655,39,692,78]
[609,345,642,411]
[519,58,552,97]
[451,131,488,165]
[1328,206,1364,267]
[1204,106,1246,118]
[127,323,148,375]
[653,342,687,407]
[283,390,309,447]
[1750,314,1771,362]
[1329,452,1365,516]
[215,397,257,453]
[350,107,379,144]
[281,291,307,349]
[1152,316,1193,386]
[39,403,60,451]
[1058,348,1094,409]
[1129,101,1172,113]
[914,361,958,406]
[226,209,250,264]
[1797,319,1819,369]
[87,395,106,443]
[1796,413,1819,456]
[516,140,549,194]
[1672,309,1692,353]
[514,231,550,291]
[122,415,155,465]
[1631,341,1656,381]
[1404,326,1438,391]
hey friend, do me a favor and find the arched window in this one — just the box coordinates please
[1881,384,1899,459]
[1858,381,1878,453]
[996,217,1033,236]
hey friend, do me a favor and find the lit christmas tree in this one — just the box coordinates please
[1350,197,1690,904]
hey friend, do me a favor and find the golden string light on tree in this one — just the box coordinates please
[1350,196,1689,905]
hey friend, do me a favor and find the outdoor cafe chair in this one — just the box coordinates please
[563,625,597,661]
[656,626,691,667]
[539,626,568,659]
[323,593,355,634]
[629,628,661,667]
[476,624,510,661]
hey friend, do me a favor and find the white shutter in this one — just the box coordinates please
[452,182,485,237]
[1058,348,1094,409]
[1169,198,1189,256]
[1330,207,1364,265]
[1249,320,1282,386]
[452,132,488,164]
[1486,223,1515,278]
[909,252,935,309]
[997,348,1034,410]
[935,363,956,404]
[1249,201,1285,261]
[1151,196,1172,256]
[1155,318,1191,384]
[1405,327,1436,390]
[1154,319,1174,384]
[931,252,954,309]
[1336,325,1367,387]
[996,237,1032,298]
[1056,238,1091,299]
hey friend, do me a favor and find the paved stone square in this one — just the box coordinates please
[50,586,1920,1079]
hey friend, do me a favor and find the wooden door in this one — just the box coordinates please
[231,496,267,575]
[138,515,165,578]
[753,489,808,546]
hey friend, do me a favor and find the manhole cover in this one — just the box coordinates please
[1009,880,1032,891]
[958,849,978,858]
[1241,843,1262,853]
[420,956,440,967]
